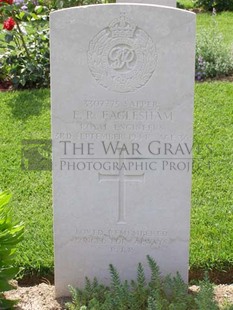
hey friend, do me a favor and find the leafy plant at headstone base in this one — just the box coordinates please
[195,0,233,11]
[195,14,233,80]
[0,191,24,309]
[65,255,220,310]
[0,0,50,89]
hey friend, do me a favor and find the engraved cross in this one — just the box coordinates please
[99,155,144,224]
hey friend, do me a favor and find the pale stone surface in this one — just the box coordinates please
[116,0,176,7]
[50,4,196,297]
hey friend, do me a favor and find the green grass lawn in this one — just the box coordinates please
[191,82,233,273]
[197,12,233,46]
[0,83,232,279]
[0,89,53,277]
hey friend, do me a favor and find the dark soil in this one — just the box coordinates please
[0,80,13,91]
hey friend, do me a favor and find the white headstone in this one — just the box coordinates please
[116,0,176,7]
[51,4,196,297]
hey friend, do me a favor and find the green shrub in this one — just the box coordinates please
[195,0,233,11]
[196,25,233,80]
[177,0,195,10]
[66,255,219,310]
[194,277,218,310]
[0,1,50,89]
[47,0,102,9]
[44,0,115,10]
[2,27,50,89]
[0,191,24,309]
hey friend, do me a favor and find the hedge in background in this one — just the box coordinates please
[195,0,233,11]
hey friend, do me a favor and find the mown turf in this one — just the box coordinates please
[0,89,53,277]
[0,83,232,278]
[190,82,233,272]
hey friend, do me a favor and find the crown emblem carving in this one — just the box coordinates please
[109,14,136,38]
[88,13,157,93]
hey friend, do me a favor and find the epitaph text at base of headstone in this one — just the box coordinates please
[50,4,196,297]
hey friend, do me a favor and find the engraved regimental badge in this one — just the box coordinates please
[88,13,157,93]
